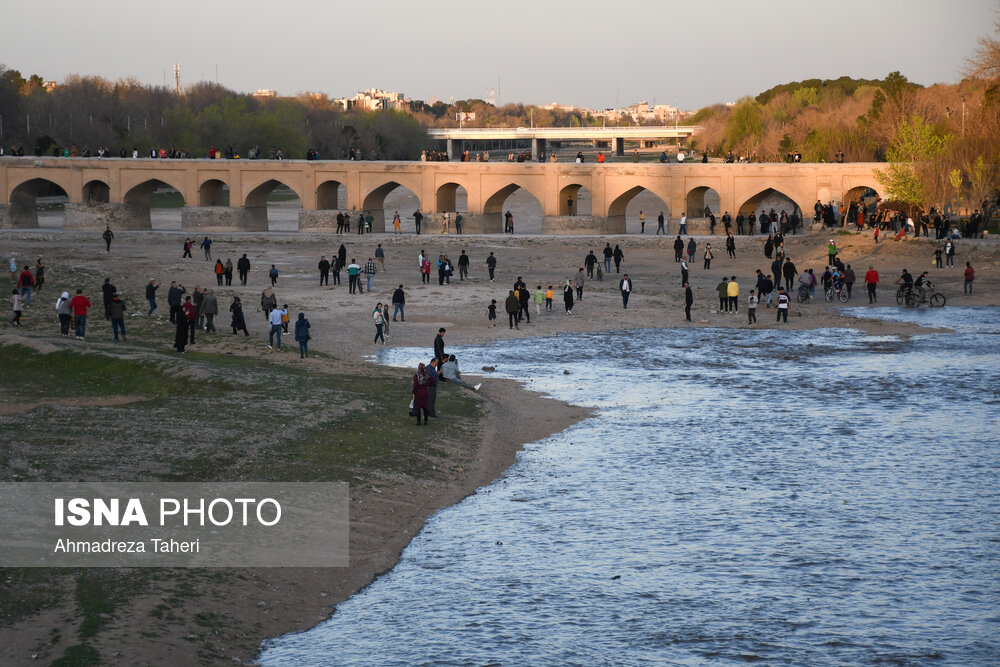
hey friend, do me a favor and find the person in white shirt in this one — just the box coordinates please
[268,306,287,349]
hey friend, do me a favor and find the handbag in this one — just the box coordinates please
[408,398,417,417]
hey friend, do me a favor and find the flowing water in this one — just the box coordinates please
[261,307,1000,666]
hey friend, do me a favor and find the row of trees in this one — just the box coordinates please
[0,70,427,160]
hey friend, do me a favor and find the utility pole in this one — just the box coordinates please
[174,64,182,95]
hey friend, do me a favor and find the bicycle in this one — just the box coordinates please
[797,284,813,303]
[906,285,946,308]
[895,286,911,305]
[825,284,850,303]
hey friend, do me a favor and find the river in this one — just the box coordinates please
[261,307,1000,666]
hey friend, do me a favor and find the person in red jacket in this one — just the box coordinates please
[17,266,34,305]
[68,289,92,339]
[864,265,879,304]
[964,262,975,295]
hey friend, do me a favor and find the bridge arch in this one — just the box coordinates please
[435,182,468,214]
[83,179,110,204]
[483,182,544,233]
[558,182,592,216]
[243,179,302,231]
[123,179,188,229]
[686,185,721,218]
[607,185,672,233]
[317,179,346,210]
[362,181,423,233]
[198,178,229,206]
[7,178,69,228]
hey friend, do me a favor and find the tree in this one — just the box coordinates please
[875,116,952,213]
[964,8,1000,80]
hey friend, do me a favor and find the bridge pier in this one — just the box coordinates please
[541,215,624,235]
[181,206,268,231]
[446,139,464,161]
[614,137,625,157]
[0,203,39,229]
[64,203,151,230]
[531,138,547,159]
[298,210,341,232]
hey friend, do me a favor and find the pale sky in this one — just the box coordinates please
[3,0,995,110]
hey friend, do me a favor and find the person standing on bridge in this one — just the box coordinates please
[413,209,423,234]
[639,211,646,233]
[679,212,688,235]
[567,197,574,216]
[102,226,114,252]
[392,211,402,234]
[505,211,514,234]
[656,212,666,235]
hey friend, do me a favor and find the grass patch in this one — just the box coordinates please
[50,643,99,667]
[0,345,229,402]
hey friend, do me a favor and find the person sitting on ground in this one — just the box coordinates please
[439,354,481,391]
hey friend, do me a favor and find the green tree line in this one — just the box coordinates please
[0,69,427,160]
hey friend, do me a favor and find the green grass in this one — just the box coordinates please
[0,345,229,402]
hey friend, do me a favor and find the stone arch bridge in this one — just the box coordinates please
[0,157,882,234]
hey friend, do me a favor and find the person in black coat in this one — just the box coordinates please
[673,236,684,262]
[230,296,248,336]
[684,283,693,321]
[433,328,446,363]
[318,256,331,286]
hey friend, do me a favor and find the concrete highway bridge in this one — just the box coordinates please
[0,157,882,234]
[427,125,699,159]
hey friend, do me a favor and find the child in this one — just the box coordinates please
[487,299,497,327]
[545,286,554,310]
[11,289,23,327]
[747,289,757,324]
[873,227,880,244]
[533,285,544,315]
[281,304,290,333]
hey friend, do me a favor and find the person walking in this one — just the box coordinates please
[224,258,233,286]
[230,296,249,336]
[392,285,406,321]
[562,281,574,315]
[411,363,436,425]
[267,304,287,349]
[776,288,790,323]
[603,244,614,272]
[182,296,198,345]
[375,244,386,272]
[174,303,190,353]
[201,236,213,261]
[674,236,684,262]
[684,282,693,322]
[237,253,251,285]
[486,252,497,282]
[681,258,689,286]
[864,265,879,303]
[373,303,386,344]
[505,290,521,328]
[55,291,72,336]
[964,262,975,295]
[613,245,624,273]
[619,274,633,309]
[575,269,585,301]
[17,265,35,306]
[363,257,378,291]
[201,288,218,333]
[726,233,736,259]
[703,243,713,270]
[10,290,24,327]
[347,259,361,293]
[102,226,114,252]
[109,293,127,341]
[294,312,311,357]
[182,238,193,259]
[268,265,279,286]
[458,249,469,281]
[656,212,666,235]
[214,259,225,286]
[260,287,277,321]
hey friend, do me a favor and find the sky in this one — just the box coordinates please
[2,0,996,110]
